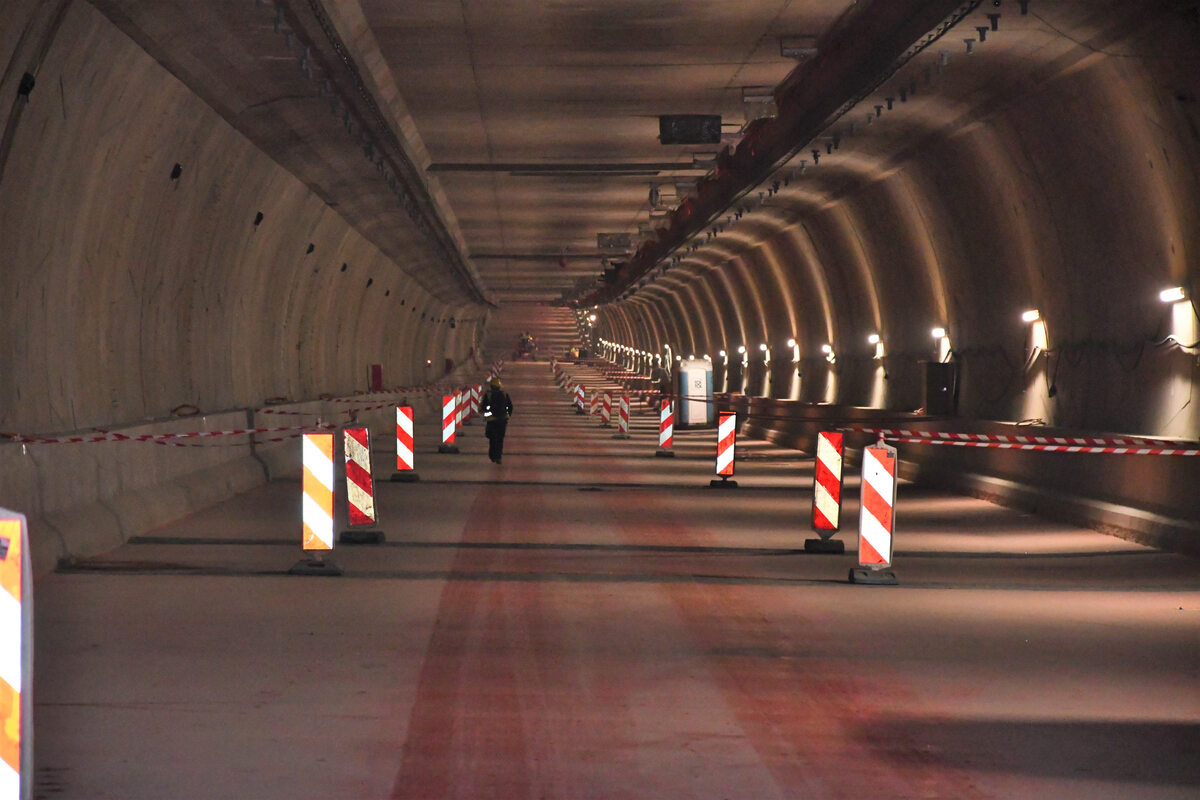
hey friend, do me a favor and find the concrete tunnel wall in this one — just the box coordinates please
[0,0,485,572]
[596,17,1200,547]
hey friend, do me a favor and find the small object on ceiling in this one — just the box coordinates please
[169,163,182,181]
[658,115,722,145]
[253,211,264,227]
[779,35,819,60]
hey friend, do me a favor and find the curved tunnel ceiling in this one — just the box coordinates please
[1,0,1198,441]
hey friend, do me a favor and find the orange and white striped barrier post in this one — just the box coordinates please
[438,394,460,453]
[589,392,600,418]
[806,432,846,554]
[291,432,342,575]
[390,406,420,482]
[600,393,612,427]
[574,385,585,414]
[340,426,384,544]
[611,394,631,439]
[850,441,898,584]
[655,398,675,458]
[709,411,738,487]
[0,507,32,797]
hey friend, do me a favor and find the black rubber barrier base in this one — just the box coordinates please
[709,477,739,489]
[805,538,845,554]
[575,407,585,415]
[390,472,421,482]
[849,567,898,585]
[611,433,631,439]
[289,558,343,577]
[655,449,675,458]
[437,444,460,454]
[339,529,386,545]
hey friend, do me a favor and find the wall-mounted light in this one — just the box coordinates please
[737,345,746,355]
[1160,286,1186,303]
[868,333,885,360]
[820,344,833,354]
[786,338,796,348]
[931,327,947,339]
[1021,309,1041,323]
[703,354,712,362]
[718,349,728,361]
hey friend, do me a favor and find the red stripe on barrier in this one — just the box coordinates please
[861,480,893,534]
[859,534,888,565]
[814,459,841,504]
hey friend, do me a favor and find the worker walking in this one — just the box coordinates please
[483,376,514,463]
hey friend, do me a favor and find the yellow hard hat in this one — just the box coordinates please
[489,377,502,388]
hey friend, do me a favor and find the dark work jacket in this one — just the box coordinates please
[483,389,513,435]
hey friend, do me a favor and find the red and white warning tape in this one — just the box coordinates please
[883,436,1200,456]
[843,426,1192,449]
[3,424,335,446]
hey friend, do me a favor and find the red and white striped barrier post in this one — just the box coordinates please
[0,507,32,796]
[457,388,471,427]
[473,384,483,417]
[574,385,585,414]
[851,441,898,584]
[611,394,631,439]
[340,426,384,544]
[600,393,612,427]
[438,395,460,453]
[390,406,419,482]
[709,411,738,487]
[806,432,846,553]
[291,432,342,575]
[656,398,675,458]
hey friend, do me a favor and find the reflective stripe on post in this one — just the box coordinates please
[0,508,32,799]
[343,427,376,526]
[618,396,629,434]
[659,400,673,448]
[395,407,414,471]
[302,433,335,551]
[813,432,844,532]
[575,385,585,412]
[716,412,735,476]
[442,395,456,445]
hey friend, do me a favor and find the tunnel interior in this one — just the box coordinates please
[2,1,1199,561]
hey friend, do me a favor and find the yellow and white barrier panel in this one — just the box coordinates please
[291,433,342,575]
[0,507,32,800]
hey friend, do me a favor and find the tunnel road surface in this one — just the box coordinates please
[34,362,1200,799]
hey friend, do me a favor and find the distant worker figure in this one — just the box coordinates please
[483,376,514,463]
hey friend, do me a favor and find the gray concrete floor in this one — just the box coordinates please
[34,362,1200,799]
